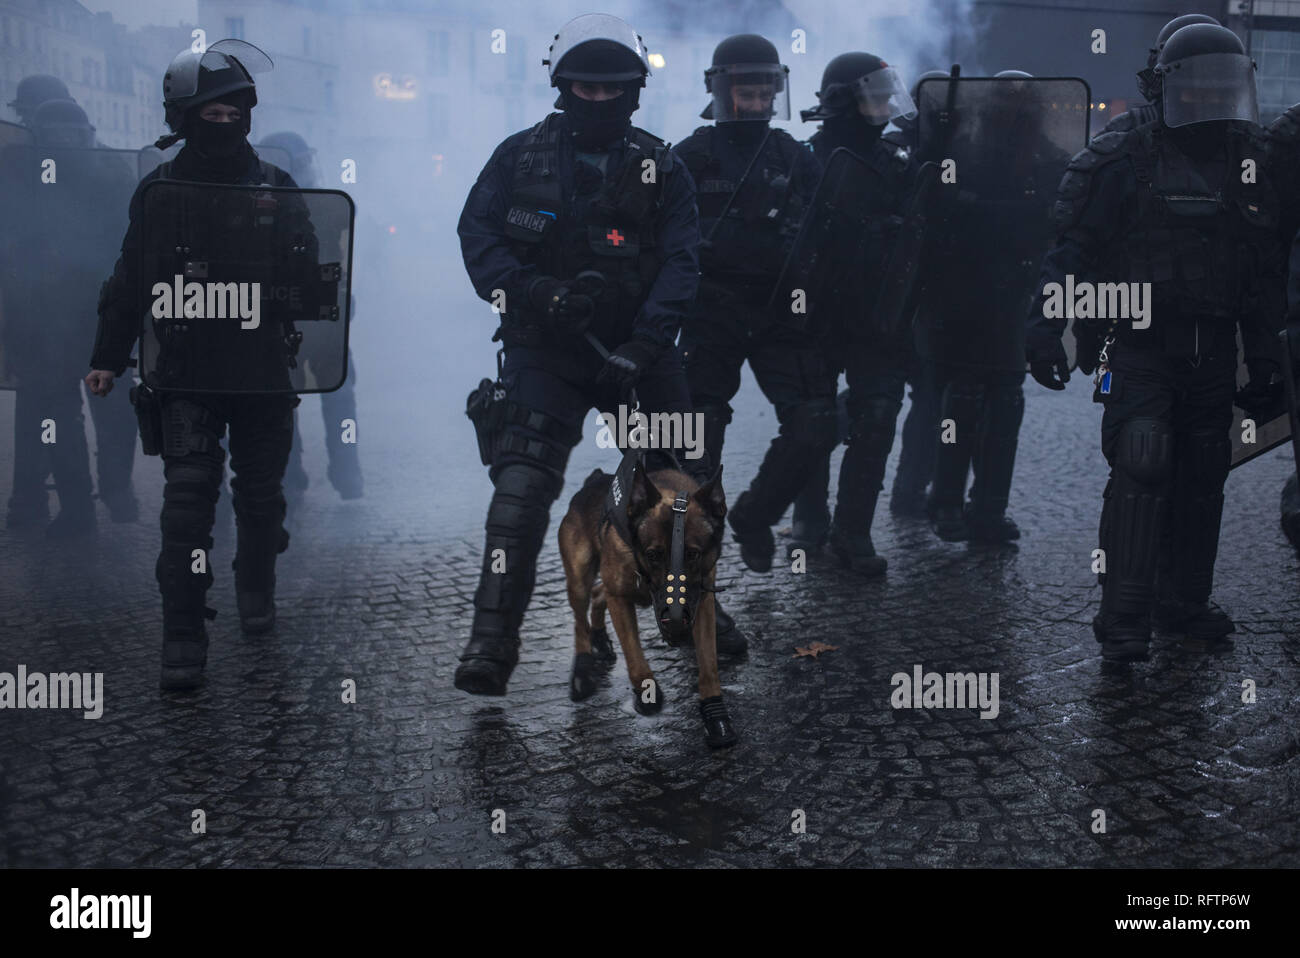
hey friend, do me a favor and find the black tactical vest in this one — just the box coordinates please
[503,113,673,342]
[1111,123,1277,329]
[674,125,803,279]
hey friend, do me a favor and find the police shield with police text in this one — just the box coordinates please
[87,39,353,691]
[1027,24,1283,665]
[915,72,1088,543]
[456,14,736,696]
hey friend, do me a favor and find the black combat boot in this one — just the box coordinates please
[728,491,775,572]
[157,546,215,691]
[790,455,832,550]
[233,522,287,634]
[713,600,748,655]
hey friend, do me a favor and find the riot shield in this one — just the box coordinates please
[138,142,294,181]
[0,141,136,391]
[912,76,1090,373]
[767,147,881,340]
[1229,328,1292,469]
[136,180,353,394]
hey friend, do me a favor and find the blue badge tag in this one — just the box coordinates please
[1099,370,1112,395]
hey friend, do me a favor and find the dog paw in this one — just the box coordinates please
[570,652,602,701]
[589,628,617,666]
[700,695,738,749]
[633,677,665,716]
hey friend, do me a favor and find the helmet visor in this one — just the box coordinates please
[848,66,916,124]
[1161,52,1258,127]
[708,63,790,121]
[164,39,273,102]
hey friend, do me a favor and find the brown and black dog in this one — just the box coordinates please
[558,458,738,748]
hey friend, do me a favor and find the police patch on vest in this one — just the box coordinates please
[589,225,639,258]
[507,206,550,235]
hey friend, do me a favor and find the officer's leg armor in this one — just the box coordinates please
[1098,417,1174,619]
[227,395,297,629]
[682,305,745,472]
[791,385,846,545]
[1168,427,1230,607]
[42,383,96,535]
[967,372,1025,539]
[832,394,902,536]
[893,361,942,512]
[86,376,139,520]
[929,371,982,518]
[156,396,227,684]
[457,379,579,695]
[8,386,53,525]
[322,355,362,498]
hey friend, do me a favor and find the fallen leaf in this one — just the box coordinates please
[793,642,839,659]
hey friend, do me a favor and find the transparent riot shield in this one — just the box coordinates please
[912,76,1091,372]
[138,142,294,181]
[136,180,353,394]
[0,140,135,391]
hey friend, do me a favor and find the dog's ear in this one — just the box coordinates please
[692,463,726,521]
[628,462,661,519]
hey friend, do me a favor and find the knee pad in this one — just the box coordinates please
[779,399,839,452]
[160,461,222,542]
[488,463,560,538]
[1115,418,1174,488]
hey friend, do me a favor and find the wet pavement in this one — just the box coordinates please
[2,360,1299,868]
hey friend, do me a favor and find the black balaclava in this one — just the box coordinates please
[822,112,885,156]
[185,89,253,160]
[560,80,638,149]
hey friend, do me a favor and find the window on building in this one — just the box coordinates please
[427,30,449,77]
[226,17,244,40]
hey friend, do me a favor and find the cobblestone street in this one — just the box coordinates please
[2,359,1299,868]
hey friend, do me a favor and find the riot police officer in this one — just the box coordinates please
[6,75,71,125]
[791,52,919,575]
[258,131,364,501]
[674,35,830,576]
[87,40,308,690]
[455,14,738,694]
[1097,14,1221,138]
[1028,24,1283,664]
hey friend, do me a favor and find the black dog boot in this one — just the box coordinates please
[237,591,277,634]
[589,626,618,665]
[455,631,521,696]
[633,676,665,716]
[728,492,775,573]
[699,695,738,749]
[1093,612,1151,665]
[160,626,209,691]
[569,652,601,701]
[714,601,748,655]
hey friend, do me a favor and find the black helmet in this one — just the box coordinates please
[161,39,272,135]
[258,130,317,185]
[702,34,789,121]
[1136,13,1221,100]
[1155,23,1257,128]
[30,98,94,148]
[9,75,71,124]
[545,14,650,86]
[802,52,915,125]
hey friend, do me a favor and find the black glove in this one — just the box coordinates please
[1026,339,1071,392]
[527,276,595,335]
[1235,359,1282,418]
[596,339,662,393]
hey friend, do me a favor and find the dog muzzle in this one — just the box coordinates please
[655,492,697,646]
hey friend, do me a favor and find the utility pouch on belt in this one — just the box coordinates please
[130,383,164,457]
[466,349,507,467]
